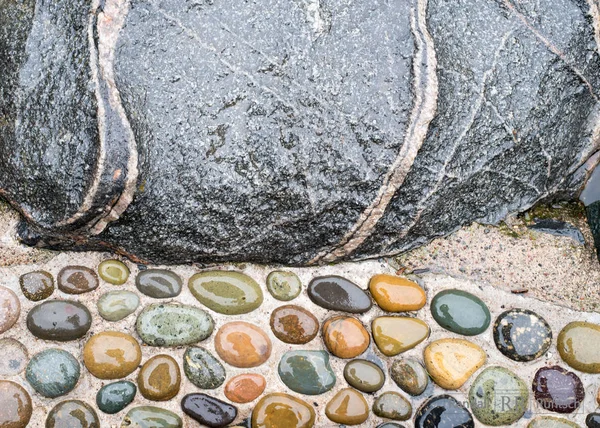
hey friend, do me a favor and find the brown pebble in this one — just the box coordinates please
[270,305,319,344]
[325,388,369,425]
[322,315,370,359]
[58,266,99,294]
[369,274,426,312]
[215,322,272,368]
[0,286,19,334]
[138,355,181,401]
[20,270,54,301]
[0,339,28,376]
[0,381,32,428]
[83,332,142,379]
[224,374,266,403]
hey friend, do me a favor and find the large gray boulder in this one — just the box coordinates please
[1,0,599,265]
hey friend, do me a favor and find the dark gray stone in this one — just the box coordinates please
[527,219,585,245]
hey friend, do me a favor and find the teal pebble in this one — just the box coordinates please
[26,348,80,398]
[430,289,491,336]
[278,350,336,395]
[96,381,137,414]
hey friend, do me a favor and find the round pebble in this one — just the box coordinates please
[19,270,54,301]
[430,289,490,336]
[0,338,28,376]
[266,271,302,301]
[424,338,486,390]
[98,259,130,285]
[138,354,181,401]
[46,400,99,428]
[0,381,32,428]
[26,299,92,341]
[493,308,552,362]
[372,316,429,356]
[343,359,385,393]
[183,347,226,389]
[224,374,266,403]
[278,350,336,395]
[57,266,99,294]
[373,391,412,421]
[136,269,182,298]
[96,380,137,414]
[26,348,80,398]
[369,274,426,312]
[415,395,474,428]
[0,285,20,334]
[121,406,182,427]
[270,304,319,344]
[215,321,272,368]
[307,275,372,313]
[390,358,429,396]
[97,290,140,321]
[325,388,369,425]
[83,332,141,379]
[558,321,600,373]
[189,270,263,314]
[181,393,237,428]
[322,315,370,359]
[533,365,584,414]
[252,393,315,428]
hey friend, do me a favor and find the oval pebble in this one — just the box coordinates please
[46,400,99,428]
[98,259,130,285]
[430,289,490,336]
[415,395,474,428]
[97,290,140,321]
[26,300,92,341]
[57,266,99,294]
[322,315,370,359]
[0,381,32,428]
[587,413,600,428]
[533,365,584,414]
[369,274,426,312]
[224,374,266,403]
[138,354,181,401]
[373,391,412,421]
[83,332,141,379]
[307,275,372,313]
[20,270,54,301]
[181,393,237,428]
[0,285,20,334]
[390,358,429,396]
[183,347,226,389]
[121,406,182,428]
[278,350,336,395]
[26,348,80,398]
[270,305,319,345]
[0,338,28,376]
[558,321,600,373]
[252,393,315,428]
[266,271,302,301]
[493,308,552,362]
[344,359,385,393]
[325,388,369,425]
[215,321,271,368]
[96,381,137,414]
[136,269,182,298]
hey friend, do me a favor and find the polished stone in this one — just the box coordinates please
[325,388,369,425]
[121,406,182,428]
[96,381,137,414]
[278,350,336,395]
[183,347,226,389]
[97,290,140,321]
[189,271,263,314]
[215,321,272,368]
[533,365,584,414]
[266,271,302,301]
[424,339,486,390]
[26,348,80,398]
[26,300,91,341]
[181,393,237,428]
[20,270,54,301]
[46,400,99,428]
[493,308,552,362]
[369,274,426,312]
[558,321,600,373]
[390,358,428,396]
[0,286,19,334]
[98,259,130,285]
[469,366,528,426]
[527,417,580,427]
[224,374,266,403]
[136,269,182,298]
[376,424,405,428]
[138,354,181,401]
[587,413,600,428]
[371,316,429,356]
[0,338,28,376]
[83,332,141,379]
[307,276,372,313]
[57,266,99,294]
[0,381,32,428]
[373,391,412,421]
[252,393,315,428]
[136,303,214,347]
[430,289,490,336]
[322,315,370,359]
[343,359,385,393]
[415,395,474,428]
[270,305,319,345]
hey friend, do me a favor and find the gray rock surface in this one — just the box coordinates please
[1,0,599,265]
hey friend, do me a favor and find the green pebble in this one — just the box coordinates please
[468,366,528,426]
[343,359,385,393]
[98,259,130,285]
[373,392,412,421]
[528,417,581,427]
[278,350,336,395]
[430,289,490,336]
[189,271,263,315]
[183,347,226,389]
[96,381,137,414]
[136,269,182,298]
[121,406,182,428]
[390,358,429,396]
[46,400,99,428]
[266,271,302,301]
[98,290,140,321]
[26,348,80,398]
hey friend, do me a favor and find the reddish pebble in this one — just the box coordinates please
[215,322,272,368]
[224,374,266,403]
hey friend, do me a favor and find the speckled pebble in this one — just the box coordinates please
[390,358,428,396]
[98,259,130,285]
[189,271,263,314]
[136,269,182,298]
[97,290,140,321]
[532,365,584,414]
[343,359,385,393]
[183,347,226,389]
[96,381,137,414]
[266,271,302,301]
[493,308,552,362]
[325,388,369,425]
[121,406,182,428]
[307,276,372,313]
[20,270,54,301]
[372,391,412,421]
[0,285,20,334]
[415,395,474,428]
[26,300,91,341]
[26,348,80,398]
[138,354,181,401]
[181,393,237,428]
[0,381,32,428]
[278,350,336,395]
[46,400,99,428]
[0,338,28,376]
[57,266,99,294]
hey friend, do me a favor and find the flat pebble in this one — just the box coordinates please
[98,259,130,285]
[83,332,141,379]
[424,338,486,390]
[26,300,91,341]
[325,388,369,425]
[558,321,600,373]
[373,391,412,421]
[46,400,99,428]
[138,354,181,401]
[430,289,490,336]
[26,348,80,398]
[96,381,136,414]
[0,338,28,375]
[527,416,581,427]
[0,285,19,333]
[97,290,140,321]
[224,374,266,403]
[183,347,226,389]
[0,381,32,428]
[322,315,370,359]
[278,350,336,395]
[252,393,315,428]
[189,271,263,314]
[266,271,302,301]
[533,365,584,414]
[270,305,318,344]
[371,316,429,356]
[57,266,99,294]
[344,359,385,393]
[136,269,181,298]
[390,358,428,396]
[215,321,271,368]
[121,406,182,428]
[415,395,474,428]
[181,393,237,428]
[369,274,426,312]
[307,275,372,313]
[20,270,54,301]
[493,308,552,362]
[136,303,214,347]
